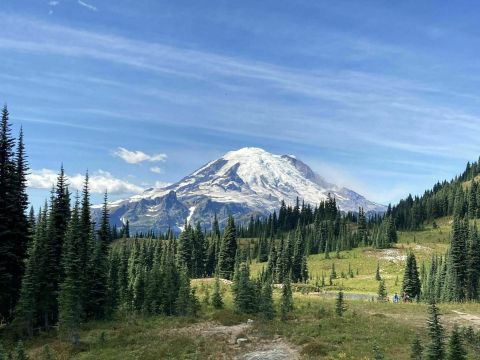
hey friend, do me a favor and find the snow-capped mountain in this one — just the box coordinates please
[99,147,385,233]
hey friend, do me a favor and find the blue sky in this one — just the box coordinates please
[2,1,480,209]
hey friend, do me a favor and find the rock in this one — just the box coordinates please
[237,337,249,346]
[247,319,254,324]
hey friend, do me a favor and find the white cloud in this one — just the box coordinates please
[28,168,144,195]
[113,147,167,164]
[48,1,59,6]
[150,166,163,174]
[77,0,97,11]
[154,181,170,189]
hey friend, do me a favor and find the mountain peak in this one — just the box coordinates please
[100,148,386,233]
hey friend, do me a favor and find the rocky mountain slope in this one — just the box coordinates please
[97,147,385,233]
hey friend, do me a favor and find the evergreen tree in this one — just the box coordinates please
[212,276,223,309]
[217,216,237,280]
[259,281,275,320]
[447,324,466,360]
[88,192,110,319]
[377,280,387,301]
[11,127,30,319]
[58,199,83,345]
[375,262,381,281]
[13,207,48,336]
[0,105,23,320]
[192,222,206,278]
[176,224,192,274]
[466,223,480,301]
[233,262,257,314]
[330,263,337,280]
[446,217,468,301]
[410,334,423,360]
[426,302,445,360]
[402,252,421,300]
[280,276,293,321]
[45,166,70,326]
[335,290,347,316]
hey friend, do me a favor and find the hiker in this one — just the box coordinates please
[393,292,399,303]
[402,291,411,303]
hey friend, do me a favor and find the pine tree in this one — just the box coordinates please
[280,276,293,321]
[259,281,275,320]
[291,225,308,282]
[175,266,198,316]
[0,105,21,320]
[402,252,421,300]
[212,276,223,309]
[410,334,423,360]
[330,263,337,280]
[233,262,257,314]
[58,198,83,345]
[13,209,47,336]
[11,127,30,319]
[192,222,206,278]
[447,325,466,360]
[88,192,110,319]
[446,217,467,301]
[176,224,193,274]
[217,216,237,280]
[466,223,480,301]
[426,302,445,360]
[335,290,347,316]
[45,166,71,326]
[375,262,381,281]
[377,280,387,302]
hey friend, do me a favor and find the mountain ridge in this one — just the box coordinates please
[98,147,385,233]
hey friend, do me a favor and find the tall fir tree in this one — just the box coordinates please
[0,105,25,320]
[217,216,237,280]
[259,280,275,320]
[88,192,110,319]
[280,276,293,321]
[233,262,257,314]
[426,302,445,360]
[335,290,347,316]
[58,198,83,345]
[447,324,466,360]
[402,252,421,300]
[410,334,423,360]
[212,276,223,309]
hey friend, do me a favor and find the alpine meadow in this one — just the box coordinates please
[2,2,480,360]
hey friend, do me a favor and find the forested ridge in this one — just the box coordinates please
[392,158,480,230]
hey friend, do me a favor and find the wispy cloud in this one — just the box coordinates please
[28,169,144,195]
[77,0,97,12]
[150,166,163,174]
[113,147,167,164]
[0,14,475,160]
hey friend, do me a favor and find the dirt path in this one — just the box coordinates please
[236,341,300,360]
[451,310,480,329]
[178,320,300,359]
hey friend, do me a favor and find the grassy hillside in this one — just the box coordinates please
[15,285,480,359]
[11,220,480,359]
[250,219,451,296]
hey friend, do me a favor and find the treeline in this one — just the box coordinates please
[0,106,29,323]
[392,158,480,230]
[13,171,111,343]
[422,217,480,303]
